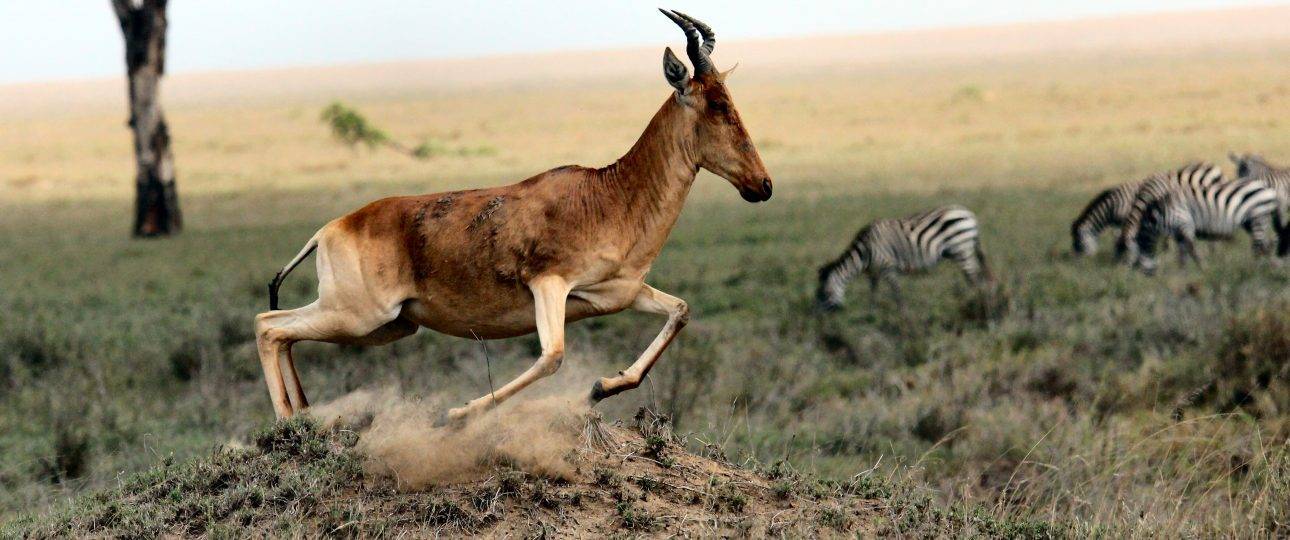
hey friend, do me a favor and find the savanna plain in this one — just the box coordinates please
[1,8,1289,537]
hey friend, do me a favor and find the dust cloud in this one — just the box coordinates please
[308,386,592,489]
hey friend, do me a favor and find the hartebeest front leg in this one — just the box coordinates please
[590,284,689,402]
[446,275,571,422]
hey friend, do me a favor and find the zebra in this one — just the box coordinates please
[1229,152,1290,255]
[1229,152,1284,180]
[1070,180,1144,256]
[1131,179,1279,274]
[815,205,989,311]
[1115,162,1225,263]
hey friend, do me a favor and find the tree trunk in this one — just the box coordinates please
[114,0,181,237]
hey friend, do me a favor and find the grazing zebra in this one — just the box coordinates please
[1230,152,1290,255]
[1132,179,1279,274]
[1115,162,1225,263]
[1070,180,1143,256]
[815,205,989,311]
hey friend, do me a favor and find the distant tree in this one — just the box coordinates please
[321,102,434,159]
[112,0,181,237]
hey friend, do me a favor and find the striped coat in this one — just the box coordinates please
[1071,180,1144,256]
[1116,162,1225,262]
[816,205,988,310]
[1230,153,1290,255]
[1133,179,1279,273]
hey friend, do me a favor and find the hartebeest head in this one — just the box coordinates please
[660,9,772,203]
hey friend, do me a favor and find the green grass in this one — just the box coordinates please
[1,184,1286,536]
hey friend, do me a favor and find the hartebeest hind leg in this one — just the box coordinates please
[255,302,413,418]
[591,285,689,402]
[445,275,571,422]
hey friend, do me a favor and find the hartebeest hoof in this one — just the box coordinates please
[589,380,610,404]
[433,407,471,430]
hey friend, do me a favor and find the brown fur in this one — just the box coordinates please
[255,67,770,421]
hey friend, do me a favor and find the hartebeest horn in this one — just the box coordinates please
[673,11,715,55]
[660,8,716,76]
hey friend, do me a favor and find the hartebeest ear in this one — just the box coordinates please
[717,63,738,82]
[663,47,690,95]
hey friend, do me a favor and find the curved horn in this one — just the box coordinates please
[660,8,715,76]
[673,11,715,55]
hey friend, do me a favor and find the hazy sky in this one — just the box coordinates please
[1,0,1278,84]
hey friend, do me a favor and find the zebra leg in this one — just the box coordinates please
[1278,221,1290,259]
[1176,229,1202,269]
[881,272,903,307]
[1134,228,1161,275]
[952,242,989,286]
[1248,215,1276,260]
[1175,230,1191,267]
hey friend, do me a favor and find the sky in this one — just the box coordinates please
[0,0,1279,84]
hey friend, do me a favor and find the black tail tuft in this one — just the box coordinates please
[268,272,282,310]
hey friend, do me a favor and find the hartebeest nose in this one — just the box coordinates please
[739,178,773,203]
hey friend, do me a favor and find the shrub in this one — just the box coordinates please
[1215,304,1290,414]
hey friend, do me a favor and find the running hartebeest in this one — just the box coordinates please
[254,10,772,422]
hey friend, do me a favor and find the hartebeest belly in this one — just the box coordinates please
[324,187,646,340]
[254,9,772,423]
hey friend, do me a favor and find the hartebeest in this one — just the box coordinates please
[254,10,772,422]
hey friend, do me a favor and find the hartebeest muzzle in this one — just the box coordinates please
[739,178,773,202]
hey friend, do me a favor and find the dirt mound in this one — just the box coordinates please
[349,408,884,537]
[5,399,1062,538]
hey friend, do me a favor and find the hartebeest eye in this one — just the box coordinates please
[707,100,729,115]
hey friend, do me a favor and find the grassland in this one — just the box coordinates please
[2,7,1289,537]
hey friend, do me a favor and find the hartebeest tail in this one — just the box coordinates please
[267,235,319,310]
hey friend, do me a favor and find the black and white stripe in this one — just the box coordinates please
[1071,180,1144,256]
[1230,153,1290,255]
[1115,162,1225,262]
[1230,152,1284,181]
[816,205,988,310]
[1132,179,1279,274]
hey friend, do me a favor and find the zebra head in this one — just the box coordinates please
[815,265,846,312]
[815,243,867,312]
[1229,152,1272,180]
[1071,223,1097,256]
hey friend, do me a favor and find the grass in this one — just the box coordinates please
[2,28,1290,536]
[2,415,1067,538]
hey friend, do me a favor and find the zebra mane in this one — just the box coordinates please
[819,227,870,278]
[1072,186,1119,235]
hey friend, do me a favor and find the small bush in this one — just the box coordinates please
[616,500,656,530]
[38,418,90,484]
[320,102,389,149]
[817,504,850,530]
[168,339,203,382]
[251,417,329,460]
[1215,304,1290,414]
[958,280,1011,326]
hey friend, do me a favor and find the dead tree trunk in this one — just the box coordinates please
[113,0,181,237]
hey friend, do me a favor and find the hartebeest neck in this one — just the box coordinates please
[593,96,701,256]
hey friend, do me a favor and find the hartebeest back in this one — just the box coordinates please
[254,10,772,422]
